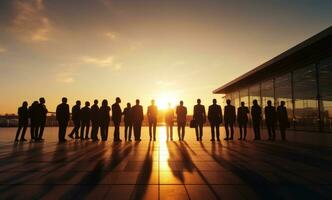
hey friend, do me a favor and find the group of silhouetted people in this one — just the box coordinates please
[15,97,289,143]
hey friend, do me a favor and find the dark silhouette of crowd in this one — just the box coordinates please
[15,97,290,143]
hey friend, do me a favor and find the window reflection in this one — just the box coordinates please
[319,57,332,132]
[275,73,293,127]
[293,64,319,131]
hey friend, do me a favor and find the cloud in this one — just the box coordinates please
[0,47,7,53]
[80,56,122,71]
[11,0,52,42]
[56,72,75,83]
[105,32,119,40]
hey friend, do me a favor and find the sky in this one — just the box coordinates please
[0,0,332,114]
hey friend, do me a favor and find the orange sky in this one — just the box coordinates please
[0,0,332,114]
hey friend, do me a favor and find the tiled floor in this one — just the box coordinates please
[0,127,331,199]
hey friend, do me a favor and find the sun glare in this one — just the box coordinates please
[156,93,177,110]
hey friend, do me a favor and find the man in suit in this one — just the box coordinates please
[99,99,111,141]
[237,102,249,140]
[165,103,175,141]
[132,99,144,141]
[69,100,81,139]
[265,100,277,140]
[277,101,289,141]
[208,99,222,141]
[56,97,70,142]
[15,101,29,142]
[193,99,206,141]
[112,97,122,142]
[80,101,91,140]
[147,99,158,141]
[224,99,236,140]
[251,99,262,140]
[176,100,187,141]
[123,103,133,141]
[90,99,100,141]
[36,97,48,141]
[29,101,39,141]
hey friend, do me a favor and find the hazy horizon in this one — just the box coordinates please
[1,0,332,114]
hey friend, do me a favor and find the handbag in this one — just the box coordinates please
[190,119,196,128]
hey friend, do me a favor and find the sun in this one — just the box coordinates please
[156,92,177,110]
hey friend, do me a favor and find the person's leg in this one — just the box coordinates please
[34,126,40,140]
[195,125,199,141]
[105,124,109,141]
[138,123,142,140]
[15,126,22,141]
[149,122,152,140]
[58,124,62,142]
[216,124,220,141]
[199,123,203,141]
[272,125,276,140]
[280,128,286,141]
[153,122,156,141]
[210,125,215,141]
[39,124,45,140]
[80,123,85,139]
[30,125,35,140]
[124,124,128,141]
[224,122,229,139]
[182,125,185,141]
[239,124,243,139]
[129,124,132,141]
[230,122,234,140]
[177,125,181,140]
[85,124,90,139]
[243,123,247,140]
[21,126,28,140]
[166,124,169,141]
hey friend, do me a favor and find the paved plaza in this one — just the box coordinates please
[0,127,331,200]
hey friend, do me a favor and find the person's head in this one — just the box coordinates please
[241,101,245,107]
[226,99,231,105]
[22,101,28,107]
[127,102,131,108]
[180,100,184,106]
[281,101,285,106]
[116,97,121,103]
[197,99,201,104]
[39,97,45,104]
[267,100,272,106]
[62,97,67,104]
[151,99,155,105]
[136,99,140,105]
[94,99,98,105]
[102,99,108,107]
[33,101,39,105]
[76,100,81,106]
[85,101,90,107]
[253,99,258,105]
[213,99,217,104]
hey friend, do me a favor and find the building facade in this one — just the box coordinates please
[214,26,332,133]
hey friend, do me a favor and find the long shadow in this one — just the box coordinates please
[129,141,154,200]
[58,142,134,199]
[200,142,327,200]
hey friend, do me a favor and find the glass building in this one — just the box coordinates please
[214,26,332,132]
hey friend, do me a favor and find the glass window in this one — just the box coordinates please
[275,73,294,125]
[261,79,274,110]
[249,84,261,107]
[293,64,319,131]
[319,57,332,132]
[240,88,249,108]
[232,91,240,112]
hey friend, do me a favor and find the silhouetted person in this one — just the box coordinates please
[56,97,70,142]
[265,100,276,140]
[80,101,91,140]
[90,99,100,141]
[36,97,48,141]
[176,101,187,141]
[29,101,39,141]
[147,99,158,141]
[112,97,122,142]
[251,99,262,140]
[99,99,110,141]
[224,99,236,140]
[69,100,81,139]
[123,103,133,141]
[277,101,289,141]
[15,101,29,142]
[208,99,222,141]
[165,103,174,141]
[193,99,206,141]
[237,102,249,140]
[132,99,143,141]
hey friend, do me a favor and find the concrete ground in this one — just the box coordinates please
[0,127,331,200]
